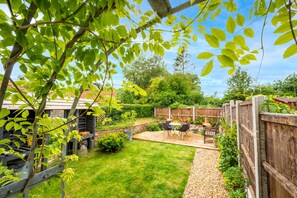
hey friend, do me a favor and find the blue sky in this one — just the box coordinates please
[112,0,297,98]
[1,1,297,98]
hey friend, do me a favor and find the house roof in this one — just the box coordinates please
[2,98,98,110]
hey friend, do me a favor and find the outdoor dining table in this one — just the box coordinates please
[169,122,182,134]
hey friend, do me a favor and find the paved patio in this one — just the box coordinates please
[133,131,217,150]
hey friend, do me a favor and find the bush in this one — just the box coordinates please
[223,167,247,198]
[97,132,127,152]
[148,123,161,131]
[223,167,246,190]
[217,124,238,172]
[103,104,154,122]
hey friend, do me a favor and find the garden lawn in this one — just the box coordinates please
[28,140,195,198]
[97,117,156,130]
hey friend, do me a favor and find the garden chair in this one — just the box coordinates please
[162,121,173,136]
[178,123,190,140]
[204,120,219,144]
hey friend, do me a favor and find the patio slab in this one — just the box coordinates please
[133,131,218,150]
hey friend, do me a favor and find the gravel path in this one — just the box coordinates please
[183,148,228,198]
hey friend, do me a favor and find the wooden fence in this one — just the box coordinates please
[154,107,222,122]
[223,97,297,198]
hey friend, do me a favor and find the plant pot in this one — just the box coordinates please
[124,129,133,141]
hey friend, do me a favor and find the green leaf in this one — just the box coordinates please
[22,110,29,118]
[236,14,245,26]
[244,28,254,38]
[11,94,19,105]
[0,120,6,127]
[234,35,246,47]
[0,9,7,23]
[228,67,236,75]
[201,60,213,76]
[221,49,237,60]
[5,121,14,131]
[0,108,9,119]
[197,52,213,59]
[225,42,236,50]
[211,28,226,41]
[204,34,219,48]
[19,64,27,74]
[274,30,297,45]
[217,55,234,66]
[274,20,297,33]
[0,138,11,145]
[226,16,236,34]
[192,34,197,42]
[283,44,297,58]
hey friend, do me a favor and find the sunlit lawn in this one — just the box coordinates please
[28,140,195,198]
[97,117,157,130]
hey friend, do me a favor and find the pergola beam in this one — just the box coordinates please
[148,0,206,18]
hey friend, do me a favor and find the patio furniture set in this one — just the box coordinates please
[161,119,220,143]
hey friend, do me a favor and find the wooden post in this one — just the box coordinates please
[230,100,234,127]
[259,98,268,198]
[236,100,242,166]
[192,107,195,121]
[0,124,3,141]
[168,108,171,120]
[252,96,266,198]
[73,110,79,155]
[154,108,156,118]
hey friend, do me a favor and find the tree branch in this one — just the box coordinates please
[62,0,89,21]
[0,2,37,111]
[288,0,297,45]
[9,78,36,111]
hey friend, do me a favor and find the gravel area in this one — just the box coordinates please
[183,148,228,198]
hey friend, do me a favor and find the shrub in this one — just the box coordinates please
[223,167,246,190]
[121,110,137,129]
[148,123,161,131]
[195,116,204,125]
[223,167,247,198]
[217,124,238,172]
[97,132,127,152]
[200,129,205,136]
[103,104,154,122]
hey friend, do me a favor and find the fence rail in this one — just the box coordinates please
[223,97,297,198]
[154,107,222,122]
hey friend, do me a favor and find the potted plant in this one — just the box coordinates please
[121,110,137,141]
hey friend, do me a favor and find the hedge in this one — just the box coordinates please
[103,104,154,122]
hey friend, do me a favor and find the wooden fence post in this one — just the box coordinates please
[259,97,268,198]
[192,107,195,121]
[236,100,242,166]
[252,96,266,198]
[230,100,234,127]
[168,108,171,120]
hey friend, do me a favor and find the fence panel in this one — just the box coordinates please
[231,105,236,123]
[155,108,169,119]
[171,108,192,120]
[195,108,222,122]
[238,101,256,197]
[261,113,297,198]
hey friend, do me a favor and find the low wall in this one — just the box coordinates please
[96,121,157,138]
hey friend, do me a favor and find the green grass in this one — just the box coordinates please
[98,117,157,130]
[28,140,195,198]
